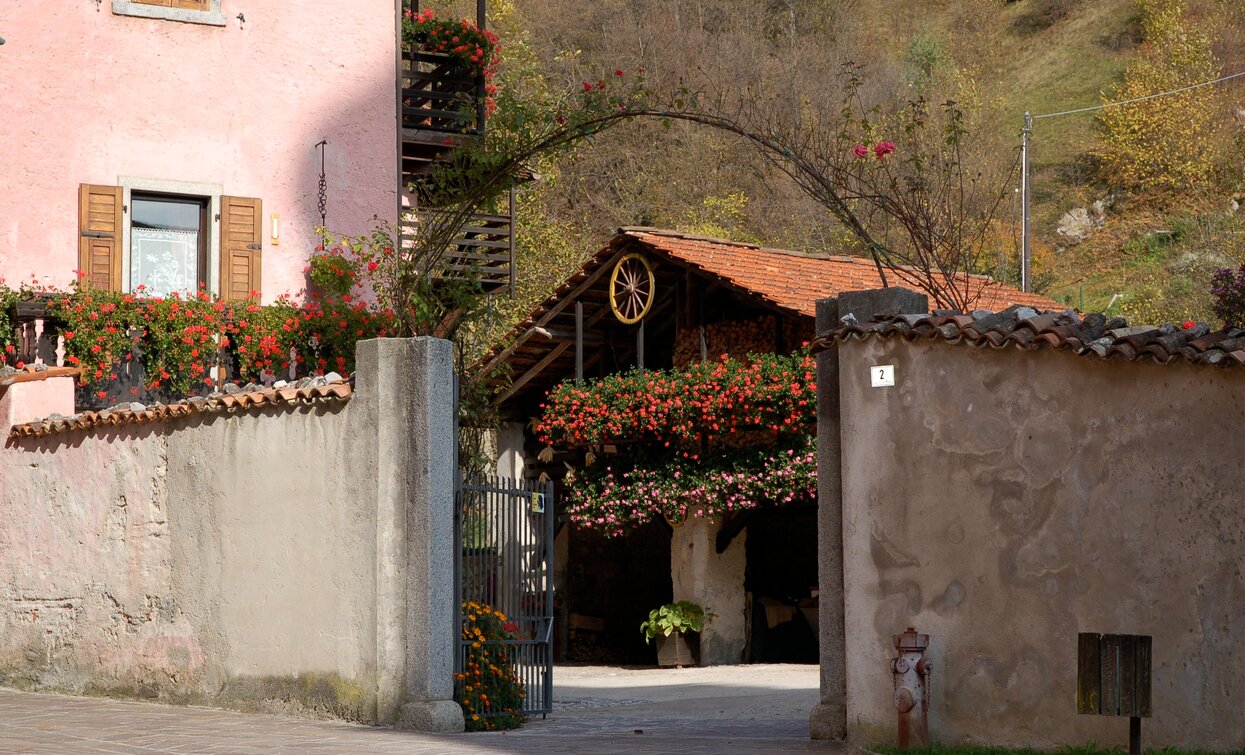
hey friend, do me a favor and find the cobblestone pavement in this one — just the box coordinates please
[0,664,845,754]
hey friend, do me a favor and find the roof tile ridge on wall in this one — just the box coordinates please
[7,376,354,442]
[813,307,1245,370]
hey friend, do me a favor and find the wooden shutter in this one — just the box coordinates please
[219,196,262,302]
[172,0,210,9]
[77,184,124,292]
[134,1,210,10]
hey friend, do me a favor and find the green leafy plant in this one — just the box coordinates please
[307,247,357,299]
[0,279,27,367]
[640,601,706,643]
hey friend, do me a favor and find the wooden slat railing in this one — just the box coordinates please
[400,193,516,297]
[401,50,485,136]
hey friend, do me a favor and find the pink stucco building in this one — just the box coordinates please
[0,1,400,304]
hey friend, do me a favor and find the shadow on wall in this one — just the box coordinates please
[285,61,399,303]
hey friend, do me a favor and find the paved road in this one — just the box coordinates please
[0,664,844,754]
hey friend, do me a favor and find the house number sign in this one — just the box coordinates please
[871,364,895,388]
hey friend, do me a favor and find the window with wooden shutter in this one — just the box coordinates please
[78,184,124,292]
[112,0,223,25]
[219,196,263,302]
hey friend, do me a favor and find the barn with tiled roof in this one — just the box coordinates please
[477,227,1057,420]
[478,227,1055,667]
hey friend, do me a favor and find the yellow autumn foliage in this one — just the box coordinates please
[1096,0,1226,194]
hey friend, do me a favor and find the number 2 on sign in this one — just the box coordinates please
[871,364,895,388]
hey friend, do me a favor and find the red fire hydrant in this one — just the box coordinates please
[892,627,931,747]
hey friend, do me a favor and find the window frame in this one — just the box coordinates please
[128,191,211,296]
[112,0,226,27]
[118,178,223,296]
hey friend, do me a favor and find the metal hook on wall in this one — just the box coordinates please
[315,140,328,229]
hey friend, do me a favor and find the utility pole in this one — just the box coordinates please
[1020,111,1033,293]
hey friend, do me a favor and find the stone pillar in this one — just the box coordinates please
[356,337,463,732]
[810,288,926,740]
[671,517,746,665]
[496,421,526,479]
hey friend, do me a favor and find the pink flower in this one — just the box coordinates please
[873,141,896,159]
[852,144,869,159]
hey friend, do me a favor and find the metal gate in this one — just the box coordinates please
[454,474,555,719]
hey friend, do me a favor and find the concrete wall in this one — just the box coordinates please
[0,1,397,302]
[834,337,1245,748]
[0,338,460,730]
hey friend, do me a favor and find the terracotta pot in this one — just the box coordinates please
[655,630,699,668]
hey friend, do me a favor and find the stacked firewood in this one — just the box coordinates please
[673,316,814,368]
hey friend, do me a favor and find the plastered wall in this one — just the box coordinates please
[0,1,398,302]
[0,338,457,727]
[834,338,1245,747]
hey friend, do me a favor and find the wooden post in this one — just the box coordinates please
[507,187,516,299]
[637,319,645,371]
[575,301,583,382]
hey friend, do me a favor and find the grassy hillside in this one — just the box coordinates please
[459,0,1245,324]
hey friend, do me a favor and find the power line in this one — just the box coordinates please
[1017,65,1245,293]
[1032,68,1245,120]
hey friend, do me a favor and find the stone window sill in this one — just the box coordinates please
[112,1,226,27]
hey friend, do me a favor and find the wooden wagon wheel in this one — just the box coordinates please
[608,253,655,325]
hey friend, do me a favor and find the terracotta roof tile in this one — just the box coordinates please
[7,378,352,441]
[628,229,1057,314]
[812,307,1245,370]
[478,228,1058,370]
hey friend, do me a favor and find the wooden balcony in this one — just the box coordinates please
[401,49,485,178]
[400,190,516,297]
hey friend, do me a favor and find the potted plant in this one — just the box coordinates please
[640,600,705,668]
